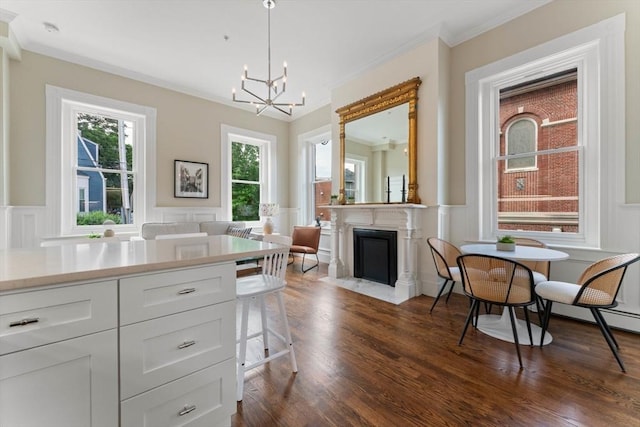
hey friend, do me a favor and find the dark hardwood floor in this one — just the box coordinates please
[232,260,640,426]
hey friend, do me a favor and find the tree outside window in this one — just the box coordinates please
[231,141,261,221]
[75,113,133,226]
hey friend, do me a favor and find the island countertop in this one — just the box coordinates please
[0,235,277,292]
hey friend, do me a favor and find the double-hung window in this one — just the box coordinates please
[298,126,331,225]
[221,125,276,225]
[46,86,156,237]
[312,137,332,224]
[344,157,365,203]
[465,15,624,248]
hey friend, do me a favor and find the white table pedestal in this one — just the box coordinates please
[477,307,552,346]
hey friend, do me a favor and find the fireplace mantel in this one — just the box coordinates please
[327,204,426,302]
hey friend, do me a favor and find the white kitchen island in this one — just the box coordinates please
[0,235,278,427]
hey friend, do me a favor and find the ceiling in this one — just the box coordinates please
[1,0,551,121]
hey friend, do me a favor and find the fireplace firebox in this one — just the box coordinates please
[353,228,397,286]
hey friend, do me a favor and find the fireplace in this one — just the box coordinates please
[353,228,397,286]
[327,203,425,303]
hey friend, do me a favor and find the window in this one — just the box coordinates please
[465,15,625,248]
[298,125,331,225]
[505,118,537,171]
[312,138,332,223]
[498,71,578,233]
[221,125,276,224]
[46,86,156,237]
[344,157,365,203]
[231,141,261,221]
[76,113,134,226]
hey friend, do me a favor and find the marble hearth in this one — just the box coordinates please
[327,204,426,303]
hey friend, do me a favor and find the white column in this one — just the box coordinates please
[328,209,344,277]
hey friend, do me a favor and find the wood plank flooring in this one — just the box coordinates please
[232,261,640,426]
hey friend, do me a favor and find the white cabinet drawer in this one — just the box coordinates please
[120,263,235,325]
[121,358,235,427]
[120,302,235,399]
[0,280,117,355]
[0,329,119,427]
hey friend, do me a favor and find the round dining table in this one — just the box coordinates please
[460,243,569,346]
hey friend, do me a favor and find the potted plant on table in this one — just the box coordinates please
[496,235,516,251]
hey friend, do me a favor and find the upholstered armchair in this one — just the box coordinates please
[289,226,321,273]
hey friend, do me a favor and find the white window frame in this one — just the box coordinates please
[221,124,277,225]
[345,155,366,203]
[298,125,331,226]
[46,86,156,237]
[465,14,625,248]
[504,117,538,172]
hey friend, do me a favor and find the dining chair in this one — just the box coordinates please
[535,253,640,372]
[426,237,462,313]
[235,234,297,401]
[289,226,321,273]
[457,253,536,369]
[512,237,550,284]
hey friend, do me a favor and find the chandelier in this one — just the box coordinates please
[232,0,305,116]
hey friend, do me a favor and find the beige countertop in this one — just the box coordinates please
[0,235,277,292]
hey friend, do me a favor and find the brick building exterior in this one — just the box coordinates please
[498,72,578,232]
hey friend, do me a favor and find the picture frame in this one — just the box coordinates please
[174,160,208,198]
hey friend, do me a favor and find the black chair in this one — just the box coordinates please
[457,254,536,369]
[426,237,462,313]
[535,253,640,372]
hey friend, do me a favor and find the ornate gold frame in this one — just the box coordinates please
[335,77,422,204]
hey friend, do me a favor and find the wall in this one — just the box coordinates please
[8,51,289,209]
[332,37,446,207]
[331,37,449,299]
[448,0,640,205]
[447,0,640,331]
[327,0,640,331]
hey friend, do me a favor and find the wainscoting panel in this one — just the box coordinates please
[8,206,47,249]
[154,208,220,223]
[0,207,8,250]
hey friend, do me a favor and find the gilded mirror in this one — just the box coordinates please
[336,77,421,204]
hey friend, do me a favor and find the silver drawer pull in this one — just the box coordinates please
[9,317,40,327]
[178,340,196,349]
[178,405,196,416]
[178,288,196,295]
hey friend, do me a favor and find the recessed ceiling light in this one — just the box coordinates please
[43,22,59,33]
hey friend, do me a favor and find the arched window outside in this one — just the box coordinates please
[506,118,537,170]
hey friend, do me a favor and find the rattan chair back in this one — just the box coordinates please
[574,253,639,307]
[458,254,535,306]
[427,237,461,280]
[513,237,550,279]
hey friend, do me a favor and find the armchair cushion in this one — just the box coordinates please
[290,226,321,254]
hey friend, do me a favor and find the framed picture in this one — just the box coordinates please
[174,160,208,198]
